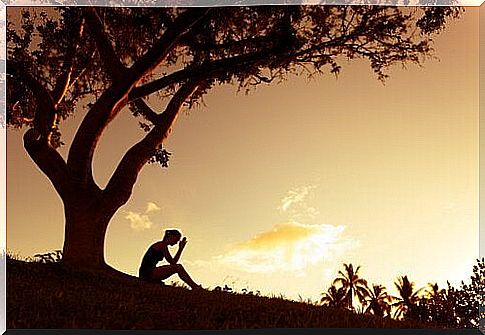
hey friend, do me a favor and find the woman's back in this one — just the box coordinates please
[139,243,165,273]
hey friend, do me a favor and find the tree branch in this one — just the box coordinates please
[8,64,71,200]
[66,86,125,188]
[84,7,127,82]
[104,81,200,209]
[130,98,160,126]
[8,63,56,140]
[68,50,97,91]
[186,34,276,55]
[52,17,85,106]
[128,17,395,102]
[23,128,70,200]
[128,8,212,85]
[128,49,282,101]
[66,8,210,188]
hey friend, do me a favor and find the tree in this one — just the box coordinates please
[423,283,448,322]
[320,283,346,308]
[7,6,462,272]
[333,263,369,310]
[392,275,423,320]
[447,258,484,328]
[425,282,441,300]
[411,260,484,328]
[363,284,392,318]
[412,282,455,325]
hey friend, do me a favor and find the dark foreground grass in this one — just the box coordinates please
[8,258,439,330]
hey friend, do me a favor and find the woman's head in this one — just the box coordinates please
[163,229,182,245]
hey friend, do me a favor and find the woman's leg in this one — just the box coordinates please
[152,264,200,289]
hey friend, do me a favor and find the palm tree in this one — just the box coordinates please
[426,282,444,301]
[364,284,392,318]
[423,282,456,324]
[320,284,346,308]
[392,275,423,320]
[333,263,369,311]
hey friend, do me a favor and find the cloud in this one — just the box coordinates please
[124,202,161,231]
[125,212,153,231]
[146,202,161,214]
[215,222,355,273]
[278,185,320,223]
[210,185,356,274]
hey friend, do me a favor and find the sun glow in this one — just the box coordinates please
[216,222,355,273]
[213,185,357,273]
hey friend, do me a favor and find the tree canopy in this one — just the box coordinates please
[8,6,462,148]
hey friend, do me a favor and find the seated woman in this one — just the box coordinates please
[139,229,201,290]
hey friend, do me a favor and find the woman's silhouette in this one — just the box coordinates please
[139,229,201,289]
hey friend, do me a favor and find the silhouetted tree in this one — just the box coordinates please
[320,284,346,308]
[411,260,484,328]
[333,263,368,310]
[426,282,441,300]
[424,283,448,321]
[363,284,392,318]
[392,275,423,320]
[410,282,456,325]
[448,258,484,328]
[7,6,462,272]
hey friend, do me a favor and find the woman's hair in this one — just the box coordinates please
[163,229,182,240]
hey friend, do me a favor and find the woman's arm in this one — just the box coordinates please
[163,247,175,264]
[163,239,186,264]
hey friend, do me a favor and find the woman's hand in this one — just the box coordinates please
[179,237,188,249]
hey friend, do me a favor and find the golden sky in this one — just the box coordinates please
[6,6,480,301]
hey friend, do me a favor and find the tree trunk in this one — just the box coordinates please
[61,189,113,270]
[21,74,196,275]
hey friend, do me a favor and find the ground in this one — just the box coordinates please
[7,257,438,330]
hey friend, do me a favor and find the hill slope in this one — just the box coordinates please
[7,258,432,330]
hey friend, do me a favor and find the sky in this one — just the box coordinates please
[5,6,480,302]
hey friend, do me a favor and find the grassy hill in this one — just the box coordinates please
[7,258,438,330]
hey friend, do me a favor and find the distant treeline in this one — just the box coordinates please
[319,260,483,329]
